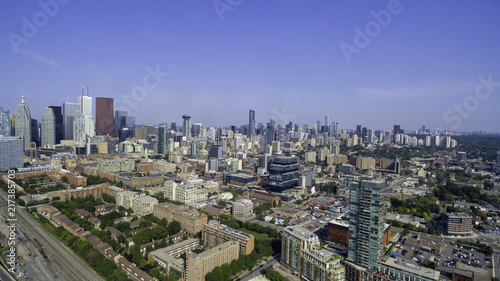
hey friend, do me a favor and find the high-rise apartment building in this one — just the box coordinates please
[347,177,387,270]
[0,107,12,137]
[185,241,239,281]
[202,220,254,255]
[281,226,320,272]
[248,109,255,137]
[182,114,191,139]
[0,136,23,169]
[48,106,63,144]
[95,97,114,136]
[41,108,56,147]
[281,225,345,280]
[302,248,345,281]
[158,123,167,154]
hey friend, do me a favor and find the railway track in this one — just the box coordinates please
[0,187,103,281]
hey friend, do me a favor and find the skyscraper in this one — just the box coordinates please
[356,125,361,137]
[0,107,11,137]
[170,121,177,132]
[248,109,255,138]
[96,97,114,136]
[48,106,63,144]
[31,119,39,147]
[393,125,400,134]
[182,114,191,139]
[192,123,202,137]
[63,101,80,140]
[15,96,31,149]
[114,110,128,138]
[41,108,56,147]
[78,95,92,117]
[325,115,329,131]
[74,110,95,145]
[347,177,387,270]
[367,129,374,144]
[9,114,15,136]
[158,123,167,155]
[114,111,135,141]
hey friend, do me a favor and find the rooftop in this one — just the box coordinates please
[283,226,318,241]
[381,257,440,281]
[188,241,238,260]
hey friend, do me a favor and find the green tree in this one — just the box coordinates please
[169,220,181,234]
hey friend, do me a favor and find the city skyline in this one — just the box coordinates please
[1,1,500,132]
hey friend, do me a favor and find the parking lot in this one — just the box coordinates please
[396,234,492,276]
[439,243,491,271]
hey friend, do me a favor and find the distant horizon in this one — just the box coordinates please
[2,1,499,132]
[13,94,499,135]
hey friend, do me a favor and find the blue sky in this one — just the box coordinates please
[1,0,499,132]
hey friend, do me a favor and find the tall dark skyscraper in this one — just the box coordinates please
[170,121,177,132]
[248,109,255,138]
[347,177,387,270]
[356,125,361,137]
[95,97,114,136]
[158,123,167,154]
[49,106,63,144]
[30,119,39,147]
[182,114,191,139]
[114,110,127,138]
[393,125,401,134]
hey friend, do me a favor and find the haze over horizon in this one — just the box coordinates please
[1,1,499,132]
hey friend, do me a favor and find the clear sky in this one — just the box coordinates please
[1,0,499,132]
